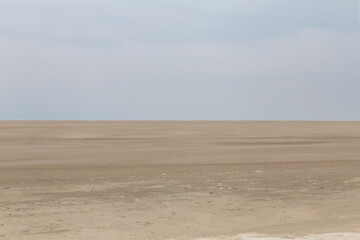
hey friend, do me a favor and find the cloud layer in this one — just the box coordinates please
[1,0,359,120]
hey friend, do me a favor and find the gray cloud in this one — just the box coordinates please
[0,0,357,46]
[0,0,359,120]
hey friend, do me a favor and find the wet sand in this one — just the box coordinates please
[1,121,360,239]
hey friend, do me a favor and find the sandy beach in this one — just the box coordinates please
[1,121,360,240]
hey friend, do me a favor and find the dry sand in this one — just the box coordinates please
[1,121,360,240]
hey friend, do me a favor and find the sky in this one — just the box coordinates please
[0,0,359,120]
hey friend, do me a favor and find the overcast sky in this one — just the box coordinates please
[1,0,359,120]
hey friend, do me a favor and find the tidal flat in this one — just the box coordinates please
[1,121,360,240]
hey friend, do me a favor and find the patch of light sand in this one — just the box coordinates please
[169,232,360,240]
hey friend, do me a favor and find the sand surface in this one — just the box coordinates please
[1,121,360,239]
